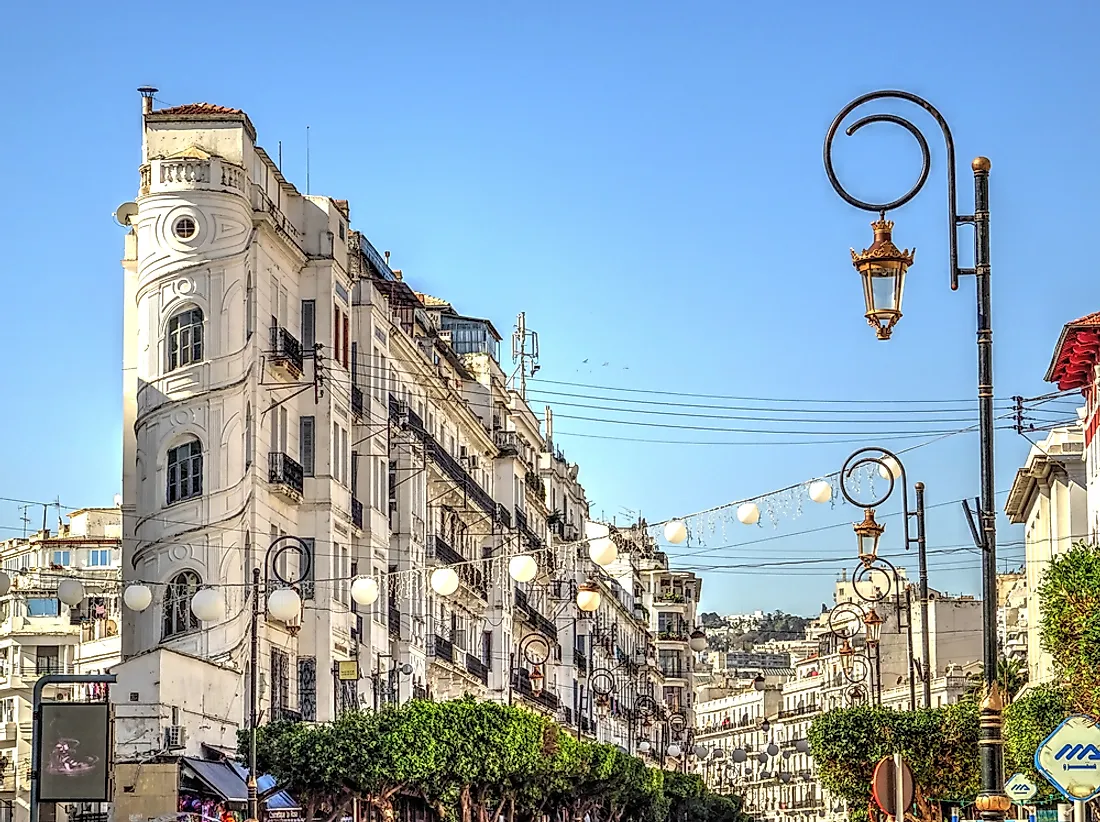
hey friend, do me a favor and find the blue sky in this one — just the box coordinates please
[1,0,1096,613]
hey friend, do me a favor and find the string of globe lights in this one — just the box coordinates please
[9,464,891,622]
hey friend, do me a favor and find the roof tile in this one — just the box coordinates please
[156,103,243,116]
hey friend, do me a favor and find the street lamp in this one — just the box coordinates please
[576,579,602,612]
[752,673,766,691]
[825,89,1007,820]
[689,629,708,652]
[850,219,915,340]
[853,508,884,564]
[863,608,883,645]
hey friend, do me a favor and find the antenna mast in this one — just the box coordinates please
[510,312,540,400]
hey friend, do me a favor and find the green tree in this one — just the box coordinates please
[1003,684,1070,804]
[1039,542,1100,715]
[247,720,353,822]
[964,656,1027,704]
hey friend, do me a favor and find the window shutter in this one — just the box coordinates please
[342,314,350,369]
[301,300,316,350]
[300,538,315,600]
[351,342,358,387]
[300,416,315,476]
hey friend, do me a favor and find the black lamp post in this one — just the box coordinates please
[247,536,312,822]
[824,90,1008,821]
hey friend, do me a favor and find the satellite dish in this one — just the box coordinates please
[114,202,138,227]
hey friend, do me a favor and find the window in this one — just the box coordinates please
[27,599,60,618]
[301,300,316,350]
[167,307,203,371]
[245,403,253,468]
[88,549,111,567]
[300,538,315,600]
[163,570,201,638]
[298,657,317,721]
[246,273,254,340]
[271,649,290,718]
[300,416,315,476]
[343,313,350,369]
[36,647,60,675]
[173,216,197,240]
[334,305,342,366]
[167,438,203,504]
[51,551,71,567]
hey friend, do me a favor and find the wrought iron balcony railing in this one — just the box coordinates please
[268,452,304,497]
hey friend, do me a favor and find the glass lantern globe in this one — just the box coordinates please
[851,218,915,341]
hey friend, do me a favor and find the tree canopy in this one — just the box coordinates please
[1039,542,1100,715]
[244,699,746,822]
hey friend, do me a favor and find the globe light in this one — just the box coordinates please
[509,554,539,583]
[780,772,793,784]
[430,567,460,597]
[267,588,302,622]
[737,503,760,525]
[808,481,832,504]
[350,576,380,606]
[693,745,708,759]
[123,583,153,612]
[663,520,688,544]
[190,588,224,622]
[732,749,748,763]
[878,456,901,481]
[57,579,85,607]
[576,580,602,612]
[753,674,766,691]
[638,740,651,754]
[795,739,809,753]
[666,743,682,759]
[689,629,708,652]
[588,537,618,567]
[767,743,780,757]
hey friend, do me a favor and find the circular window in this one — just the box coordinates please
[173,217,197,240]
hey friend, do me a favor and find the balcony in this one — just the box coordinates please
[268,326,304,379]
[515,508,528,533]
[351,498,363,530]
[268,452,304,500]
[514,588,557,639]
[494,430,520,456]
[429,635,454,664]
[388,605,400,639]
[465,654,489,685]
[660,666,686,680]
[656,629,689,643]
[496,504,512,529]
[778,705,821,720]
[351,385,364,419]
[524,469,546,502]
[429,535,465,567]
[575,648,587,673]
[633,605,650,624]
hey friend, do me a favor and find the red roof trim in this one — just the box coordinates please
[1046,314,1100,390]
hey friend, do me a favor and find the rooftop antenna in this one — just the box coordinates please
[510,312,540,400]
[278,140,282,170]
[18,505,30,539]
[306,125,311,195]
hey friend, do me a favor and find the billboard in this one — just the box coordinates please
[37,702,111,802]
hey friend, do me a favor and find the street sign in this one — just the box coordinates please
[337,660,359,681]
[1034,715,1100,802]
[872,755,915,817]
[1006,773,1038,803]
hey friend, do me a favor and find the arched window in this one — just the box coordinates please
[167,307,204,371]
[163,570,201,638]
[167,438,203,504]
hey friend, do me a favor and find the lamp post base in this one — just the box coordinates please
[977,683,1009,821]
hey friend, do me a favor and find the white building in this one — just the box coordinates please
[0,508,122,822]
[1004,425,1086,685]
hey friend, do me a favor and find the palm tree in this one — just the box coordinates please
[965,656,1027,703]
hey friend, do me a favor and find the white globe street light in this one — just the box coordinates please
[430,567,460,597]
[879,456,901,481]
[57,579,85,607]
[638,740,651,754]
[191,588,224,622]
[809,480,833,504]
[588,537,618,567]
[576,580,602,612]
[123,583,153,612]
[267,588,302,622]
[351,576,380,606]
[689,629,708,652]
[737,502,760,525]
[663,520,688,544]
[508,554,539,583]
[666,743,682,759]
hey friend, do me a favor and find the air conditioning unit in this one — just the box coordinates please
[165,725,187,751]
[467,456,480,469]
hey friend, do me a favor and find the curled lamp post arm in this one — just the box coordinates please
[824,89,970,290]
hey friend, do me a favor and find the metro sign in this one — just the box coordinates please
[1035,715,1100,801]
[1005,773,1037,803]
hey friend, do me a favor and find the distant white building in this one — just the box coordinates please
[0,508,122,822]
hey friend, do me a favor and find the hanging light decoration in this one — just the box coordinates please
[57,579,85,607]
[878,455,901,481]
[350,576,380,606]
[663,520,688,544]
[508,555,539,583]
[529,665,545,696]
[808,480,833,504]
[190,588,224,622]
[267,588,302,622]
[693,745,708,759]
[795,739,810,753]
[731,749,748,763]
[576,580,602,612]
[588,536,618,567]
[666,743,682,759]
[123,583,153,612]
[430,567,460,597]
[737,503,760,525]
[753,674,766,691]
[853,508,885,563]
[638,740,651,754]
[767,743,780,757]
[689,629,708,653]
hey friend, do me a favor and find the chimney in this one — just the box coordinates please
[138,86,158,115]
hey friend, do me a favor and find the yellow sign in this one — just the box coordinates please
[337,660,359,681]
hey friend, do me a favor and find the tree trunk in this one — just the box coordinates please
[461,785,474,822]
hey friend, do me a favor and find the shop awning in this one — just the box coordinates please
[181,758,249,803]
